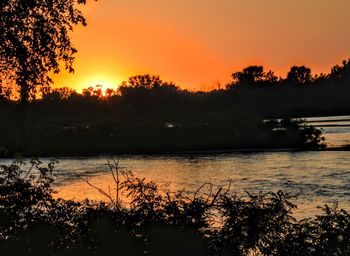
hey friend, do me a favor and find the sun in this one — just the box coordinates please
[80,75,120,92]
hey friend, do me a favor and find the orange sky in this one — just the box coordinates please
[52,0,350,92]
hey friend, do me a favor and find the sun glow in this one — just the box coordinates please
[51,1,350,92]
[52,72,122,93]
[80,75,120,90]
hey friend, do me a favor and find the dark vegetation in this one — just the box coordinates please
[1,1,348,156]
[9,61,350,155]
[1,2,349,255]
[0,0,89,102]
[0,160,349,256]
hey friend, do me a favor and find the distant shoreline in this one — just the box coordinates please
[1,146,348,159]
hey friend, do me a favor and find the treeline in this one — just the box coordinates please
[2,60,350,156]
[2,60,350,117]
[0,160,349,256]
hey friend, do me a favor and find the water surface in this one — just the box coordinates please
[44,151,350,218]
[1,115,349,218]
[304,115,350,147]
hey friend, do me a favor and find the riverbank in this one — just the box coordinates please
[2,145,350,159]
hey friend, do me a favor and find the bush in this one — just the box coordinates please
[0,160,349,255]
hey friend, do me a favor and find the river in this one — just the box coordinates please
[1,116,349,218]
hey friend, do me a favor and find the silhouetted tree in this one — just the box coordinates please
[286,66,312,85]
[264,70,279,85]
[313,73,328,84]
[82,86,94,97]
[93,84,103,98]
[42,87,77,101]
[118,74,179,96]
[0,0,92,102]
[105,88,117,98]
[232,65,266,85]
[330,59,350,82]
[228,66,278,89]
[121,74,163,90]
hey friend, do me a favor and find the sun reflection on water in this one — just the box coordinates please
[53,151,350,219]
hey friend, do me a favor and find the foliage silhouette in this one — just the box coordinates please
[229,65,278,88]
[3,58,350,156]
[0,0,93,102]
[286,66,313,85]
[0,160,349,255]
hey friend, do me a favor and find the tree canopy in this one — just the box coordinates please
[286,66,312,85]
[118,74,179,96]
[228,65,278,88]
[0,0,91,102]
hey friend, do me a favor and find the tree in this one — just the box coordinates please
[330,59,350,81]
[264,70,279,85]
[227,66,278,89]
[42,87,77,101]
[126,74,163,89]
[232,65,265,85]
[0,0,92,102]
[82,86,94,97]
[105,88,117,98]
[92,84,103,98]
[118,74,179,96]
[286,66,312,85]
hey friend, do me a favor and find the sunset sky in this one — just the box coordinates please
[53,0,350,92]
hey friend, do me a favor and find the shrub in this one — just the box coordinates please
[0,160,349,255]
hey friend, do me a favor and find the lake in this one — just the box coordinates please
[1,116,349,218]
